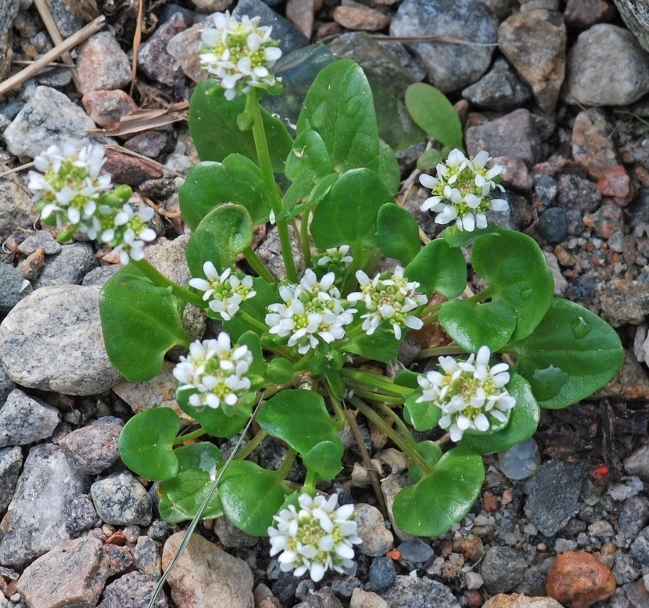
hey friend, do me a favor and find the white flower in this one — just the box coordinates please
[419,149,508,232]
[265,269,356,354]
[199,11,282,100]
[416,345,516,442]
[173,333,253,411]
[27,142,111,227]
[316,246,353,268]
[268,493,362,582]
[189,262,256,321]
[100,204,156,265]
[347,266,427,340]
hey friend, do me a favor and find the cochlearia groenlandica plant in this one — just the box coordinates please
[28,11,624,585]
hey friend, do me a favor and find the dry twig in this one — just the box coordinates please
[0,162,34,180]
[89,102,188,137]
[130,0,145,97]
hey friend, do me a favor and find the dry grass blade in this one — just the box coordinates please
[0,162,34,180]
[0,15,106,97]
[89,102,189,137]
[130,0,145,97]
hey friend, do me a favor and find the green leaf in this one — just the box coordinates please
[404,387,441,432]
[257,389,343,479]
[472,228,554,341]
[189,80,292,172]
[302,441,344,480]
[509,298,624,409]
[344,326,400,364]
[310,168,394,250]
[459,374,541,453]
[223,278,279,340]
[297,59,379,173]
[185,203,253,275]
[284,172,340,222]
[443,224,500,248]
[405,239,467,298]
[265,357,295,384]
[393,370,421,389]
[179,156,271,231]
[417,148,443,172]
[176,389,252,439]
[377,204,421,265]
[439,300,516,353]
[405,83,463,150]
[378,139,401,196]
[237,331,266,377]
[100,266,190,382]
[280,170,317,221]
[392,446,485,536]
[284,130,332,180]
[118,408,180,481]
[175,441,223,471]
[219,460,291,535]
[409,440,442,483]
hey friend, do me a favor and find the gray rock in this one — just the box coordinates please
[134,536,162,579]
[76,32,132,94]
[214,516,258,548]
[166,21,210,84]
[99,571,169,608]
[0,263,31,315]
[462,58,532,111]
[45,0,83,37]
[355,503,394,556]
[498,9,566,112]
[138,12,188,89]
[257,226,305,282]
[381,576,460,608]
[543,251,569,297]
[564,24,649,106]
[498,437,542,480]
[36,66,73,88]
[466,109,542,168]
[390,0,497,92]
[524,459,586,536]
[397,539,434,563]
[0,446,22,514]
[234,0,309,55]
[618,496,649,539]
[614,0,649,54]
[34,242,97,288]
[481,546,527,593]
[614,550,641,585]
[631,527,649,566]
[104,544,135,578]
[369,557,396,592]
[609,477,644,502]
[600,281,649,328]
[381,41,428,82]
[538,208,568,244]
[294,586,343,608]
[0,0,18,79]
[3,86,98,158]
[17,230,62,255]
[82,265,121,287]
[625,445,649,481]
[0,166,38,243]
[65,494,100,535]
[0,388,60,448]
[59,416,123,475]
[332,577,361,600]
[91,472,153,526]
[0,443,89,566]
[0,364,14,405]
[0,285,122,395]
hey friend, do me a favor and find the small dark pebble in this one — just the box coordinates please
[397,539,434,563]
[369,556,396,592]
[534,174,558,206]
[538,207,568,244]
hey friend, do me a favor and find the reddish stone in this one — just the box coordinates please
[597,166,630,198]
[76,32,131,94]
[501,489,514,505]
[564,0,616,30]
[583,204,623,239]
[103,149,163,187]
[546,551,617,608]
[571,110,618,180]
[490,156,533,190]
[82,90,138,130]
[333,5,391,30]
[455,535,485,561]
[483,491,499,513]
[106,530,127,545]
[137,12,188,88]
[466,590,484,607]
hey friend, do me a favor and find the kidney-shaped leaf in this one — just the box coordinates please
[377,204,421,265]
[176,388,252,439]
[405,239,466,298]
[509,298,624,409]
[284,129,332,180]
[392,446,484,536]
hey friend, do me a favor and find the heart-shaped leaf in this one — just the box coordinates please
[403,387,442,432]
[284,129,332,180]
[176,389,252,439]
[405,239,467,298]
[377,204,421,265]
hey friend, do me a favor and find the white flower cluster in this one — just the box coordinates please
[173,333,253,410]
[268,493,362,582]
[189,262,256,321]
[315,246,353,268]
[419,149,508,232]
[27,143,156,263]
[200,12,282,100]
[348,266,426,340]
[28,142,111,226]
[265,269,356,354]
[416,346,516,442]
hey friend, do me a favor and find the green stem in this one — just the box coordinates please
[234,430,267,460]
[418,345,466,359]
[421,303,444,316]
[350,397,432,474]
[276,448,298,478]
[132,259,206,308]
[339,368,413,396]
[240,311,269,333]
[172,428,206,445]
[242,246,276,283]
[347,384,404,404]
[247,91,297,283]
[373,400,415,444]
[468,285,495,303]
[324,381,346,428]
[302,468,319,493]
[363,249,383,277]
[301,210,312,268]
[293,350,315,371]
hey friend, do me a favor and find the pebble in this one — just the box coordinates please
[294,587,343,608]
[613,550,640,585]
[462,58,531,111]
[466,572,484,590]
[82,89,138,130]
[598,166,631,200]
[0,167,38,243]
[99,571,169,608]
[103,148,164,187]
[546,551,617,608]
[138,12,188,88]
[355,503,394,556]
[0,264,31,315]
[0,444,88,566]
[482,595,564,608]
[498,9,566,112]
[350,588,390,608]
[0,388,60,448]
[332,577,362,600]
[0,285,122,395]
[369,557,396,592]
[34,242,97,288]
[481,547,527,594]
[599,280,649,327]
[524,460,586,536]
[91,472,153,526]
[0,447,22,513]
[17,231,61,256]
[631,527,649,566]
[543,251,569,296]
[593,350,649,401]
[609,477,644,502]
[134,536,162,580]
[46,0,83,37]
[390,0,498,92]
[214,516,258,548]
[257,226,306,282]
[162,531,254,608]
[3,86,98,158]
[17,537,108,608]
[397,539,434,563]
[333,6,391,30]
[624,445,649,481]
[124,131,172,159]
[0,0,18,80]
[571,110,618,180]
[82,265,121,287]
[556,174,602,211]
[286,0,319,38]
[166,21,210,84]
[563,0,616,30]
[618,496,649,538]
[64,494,100,535]
[381,576,460,608]
[59,416,123,475]
[498,439,542,481]
[538,208,568,245]
[76,32,132,94]
[465,109,541,168]
[563,24,649,106]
